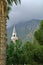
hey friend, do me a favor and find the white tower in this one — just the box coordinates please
[11,26,18,43]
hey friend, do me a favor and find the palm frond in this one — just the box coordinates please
[7,0,21,19]
[7,0,21,5]
[7,5,11,19]
[7,0,13,5]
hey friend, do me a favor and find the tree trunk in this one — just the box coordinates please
[0,0,7,65]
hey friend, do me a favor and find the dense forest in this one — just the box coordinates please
[6,20,43,65]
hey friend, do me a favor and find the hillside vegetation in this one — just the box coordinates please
[6,20,43,65]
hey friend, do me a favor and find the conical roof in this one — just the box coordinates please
[13,26,16,33]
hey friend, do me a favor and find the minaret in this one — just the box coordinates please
[11,26,18,43]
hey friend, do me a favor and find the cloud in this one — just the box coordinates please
[7,0,43,28]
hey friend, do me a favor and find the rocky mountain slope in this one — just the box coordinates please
[7,19,40,43]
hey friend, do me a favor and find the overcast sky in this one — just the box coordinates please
[7,0,43,28]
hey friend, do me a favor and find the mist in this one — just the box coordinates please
[7,0,43,28]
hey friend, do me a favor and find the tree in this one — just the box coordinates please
[6,40,43,65]
[22,41,35,64]
[6,40,23,65]
[33,20,43,65]
[34,20,43,45]
[33,45,43,65]
[0,0,21,65]
[6,42,14,65]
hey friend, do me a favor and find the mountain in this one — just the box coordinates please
[7,25,14,44]
[7,19,40,43]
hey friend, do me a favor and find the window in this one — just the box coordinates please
[14,35,15,37]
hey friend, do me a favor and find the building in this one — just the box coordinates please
[11,26,18,43]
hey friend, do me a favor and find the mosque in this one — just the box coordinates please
[11,26,18,43]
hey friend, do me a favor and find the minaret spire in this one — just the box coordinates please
[11,25,18,43]
[13,26,16,33]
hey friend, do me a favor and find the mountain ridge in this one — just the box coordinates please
[7,19,40,43]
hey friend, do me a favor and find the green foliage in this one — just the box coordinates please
[7,0,21,5]
[6,20,43,65]
[6,40,43,65]
[40,20,43,30]
[34,45,43,64]
[34,20,43,45]
[6,40,23,65]
[6,42,14,65]
[22,42,35,64]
